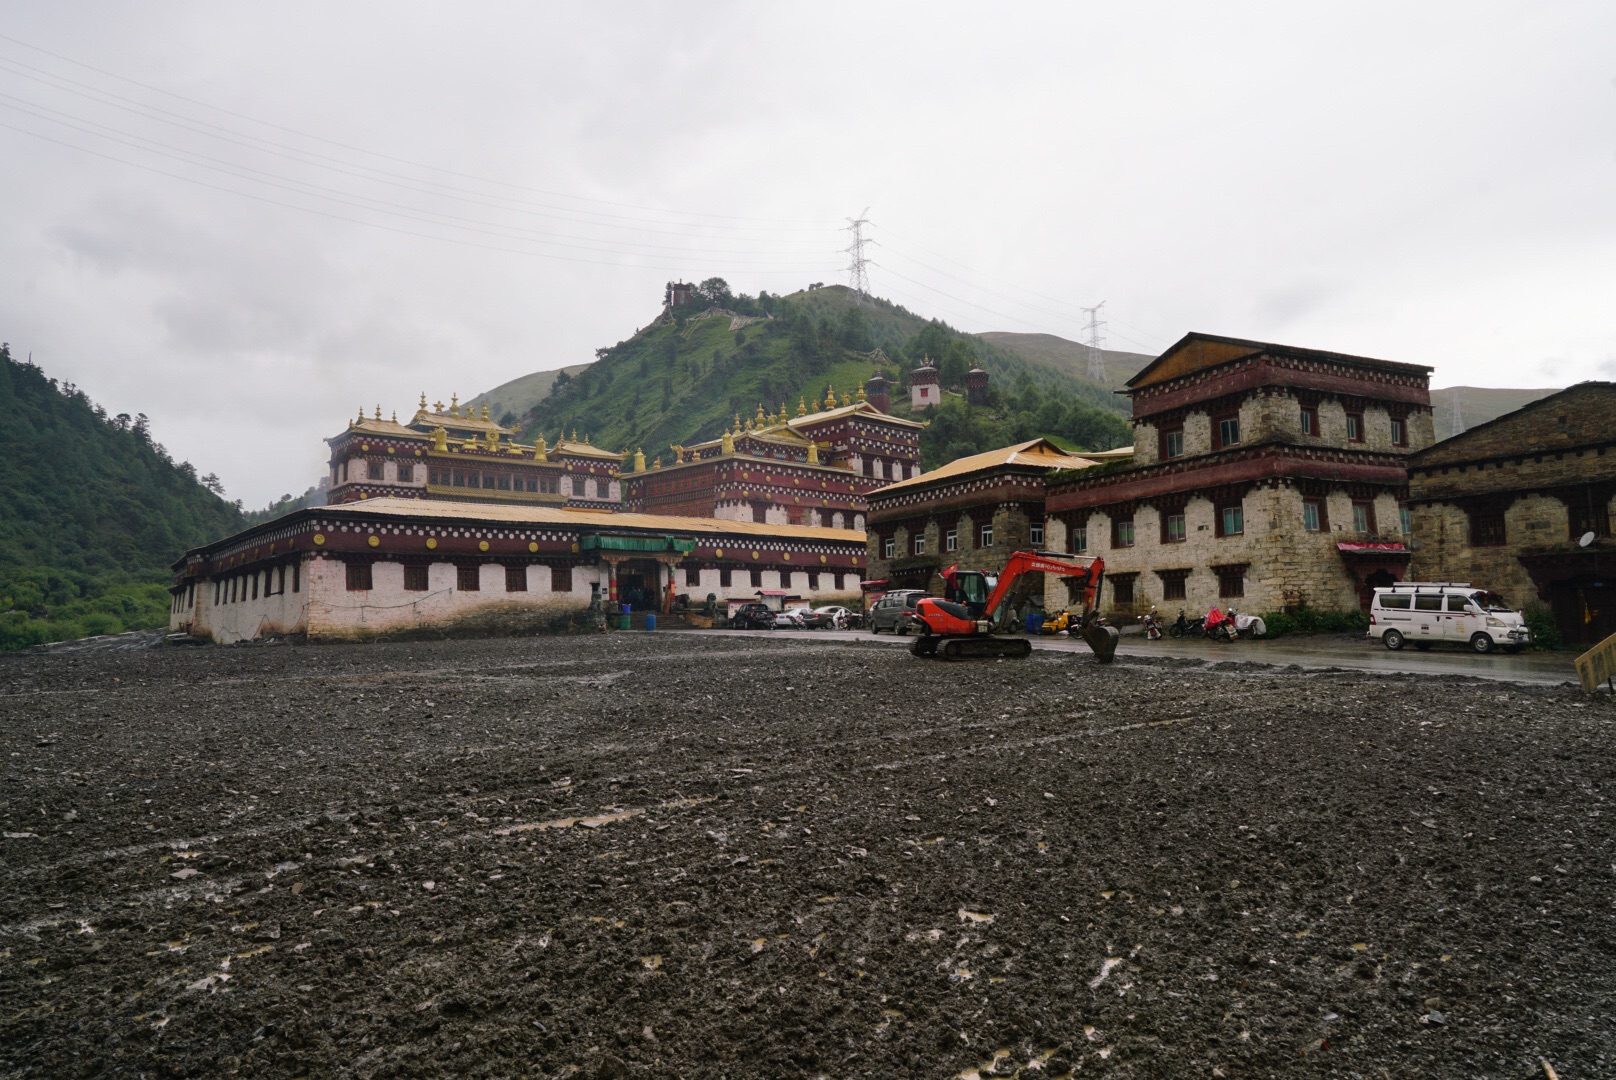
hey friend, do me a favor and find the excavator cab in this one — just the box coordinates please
[944,570,991,617]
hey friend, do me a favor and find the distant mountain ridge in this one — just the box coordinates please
[467,363,592,428]
[977,332,1156,390]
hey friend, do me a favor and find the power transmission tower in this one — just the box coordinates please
[1081,302,1107,381]
[1451,391,1465,436]
[844,208,872,302]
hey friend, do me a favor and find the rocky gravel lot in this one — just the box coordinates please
[1,635,1613,1078]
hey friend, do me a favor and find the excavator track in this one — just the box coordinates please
[911,635,1034,660]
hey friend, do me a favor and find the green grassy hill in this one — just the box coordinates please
[978,331,1156,391]
[1431,386,1558,441]
[466,363,593,428]
[515,282,1132,469]
[0,345,246,649]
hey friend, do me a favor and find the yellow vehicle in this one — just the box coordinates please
[1041,608,1075,635]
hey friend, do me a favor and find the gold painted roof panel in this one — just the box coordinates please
[871,438,1099,496]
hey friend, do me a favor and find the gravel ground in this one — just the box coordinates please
[2,635,1613,1078]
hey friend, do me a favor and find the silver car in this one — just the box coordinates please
[868,590,925,634]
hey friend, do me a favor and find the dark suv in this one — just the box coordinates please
[730,603,776,630]
[868,590,926,634]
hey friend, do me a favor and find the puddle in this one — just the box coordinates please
[957,909,995,925]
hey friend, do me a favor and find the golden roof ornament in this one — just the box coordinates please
[419,392,428,410]
[653,456,662,469]
[571,429,578,442]
[734,413,742,432]
[391,410,398,423]
[807,440,819,465]
[374,404,382,420]
[433,399,444,412]
[584,433,591,444]
[721,428,735,454]
[534,433,548,461]
[779,402,788,422]
[356,406,365,423]
[756,403,766,424]
[450,392,459,415]
[797,397,808,416]
[633,447,646,472]
[432,426,448,452]
[824,385,836,409]
[841,391,851,407]
[481,403,490,420]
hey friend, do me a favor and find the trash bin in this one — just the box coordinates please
[645,613,656,631]
[620,604,631,616]
[1025,612,1043,636]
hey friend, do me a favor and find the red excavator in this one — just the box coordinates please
[909,550,1118,662]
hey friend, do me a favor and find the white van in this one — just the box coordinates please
[1368,582,1531,654]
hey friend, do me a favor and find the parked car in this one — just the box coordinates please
[869,590,926,634]
[730,603,776,630]
[788,606,834,629]
[772,610,805,629]
[1368,583,1530,653]
[808,605,855,629]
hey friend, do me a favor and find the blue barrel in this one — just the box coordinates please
[1026,612,1043,635]
[620,603,631,616]
[645,613,656,631]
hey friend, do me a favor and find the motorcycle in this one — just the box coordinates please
[1168,609,1204,639]
[1140,609,1163,641]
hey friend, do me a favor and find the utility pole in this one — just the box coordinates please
[1451,391,1465,436]
[1081,302,1107,381]
[844,209,872,303]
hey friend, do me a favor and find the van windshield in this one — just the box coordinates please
[1474,591,1511,613]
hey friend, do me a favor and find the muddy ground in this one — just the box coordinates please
[1,635,1613,1078]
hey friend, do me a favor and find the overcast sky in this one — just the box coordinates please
[2,2,1613,506]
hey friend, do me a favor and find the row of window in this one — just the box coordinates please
[341,563,855,593]
[1158,408,1408,459]
[214,564,301,605]
[683,567,850,590]
[1105,568,1245,606]
[426,467,572,495]
[881,521,1047,560]
[1070,502,1407,551]
[1467,505,1610,547]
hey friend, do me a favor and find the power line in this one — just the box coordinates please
[844,208,872,302]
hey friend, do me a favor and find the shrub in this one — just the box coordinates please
[1523,603,1562,650]
[1256,606,1367,638]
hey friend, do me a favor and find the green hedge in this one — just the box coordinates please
[1257,607,1370,639]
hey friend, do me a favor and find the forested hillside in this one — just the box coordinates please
[518,281,1131,467]
[0,345,246,649]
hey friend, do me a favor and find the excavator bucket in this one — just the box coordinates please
[1080,622,1119,664]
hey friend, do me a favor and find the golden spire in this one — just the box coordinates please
[672,445,684,463]
[807,440,819,465]
[797,396,808,416]
[419,391,428,410]
[856,381,867,402]
[633,447,646,472]
[391,410,398,423]
[374,404,382,420]
[779,402,788,423]
[734,413,742,432]
[756,403,766,424]
[652,455,662,469]
[584,432,591,444]
[432,426,448,452]
[481,403,490,420]
[534,432,548,461]
[824,385,836,409]
[721,428,735,454]
[571,429,578,442]
[357,406,365,423]
[450,392,459,415]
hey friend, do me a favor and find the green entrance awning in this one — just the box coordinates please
[580,534,696,555]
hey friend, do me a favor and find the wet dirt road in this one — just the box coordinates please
[2,635,1613,1078]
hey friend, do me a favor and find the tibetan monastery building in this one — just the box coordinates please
[619,389,925,529]
[327,396,625,509]
[168,497,868,644]
[1043,333,1433,617]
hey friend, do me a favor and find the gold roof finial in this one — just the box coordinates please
[807,440,819,465]
[653,455,661,469]
[734,413,742,432]
[391,410,398,423]
[633,447,646,472]
[534,432,548,461]
[745,417,754,431]
[450,392,459,415]
[571,429,578,442]
[797,396,808,416]
[856,381,867,402]
[374,404,382,420]
[433,399,444,412]
[432,426,448,452]
[756,403,766,424]
[584,432,591,444]
[481,403,490,420]
[357,405,365,423]
[419,391,428,410]
[779,402,788,422]
[841,390,851,407]
[824,385,836,409]
[721,428,735,453]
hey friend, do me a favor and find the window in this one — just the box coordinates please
[945,529,958,552]
[1160,428,1185,459]
[1216,416,1240,449]
[780,570,792,589]
[1414,594,1443,612]
[979,522,994,548]
[250,573,259,601]
[834,572,846,590]
[1158,570,1189,602]
[346,563,373,591]
[213,581,220,605]
[883,537,896,559]
[1217,569,1245,599]
[552,566,573,591]
[497,474,511,491]
[398,464,414,483]
[752,504,768,524]
[749,569,762,588]
[483,474,496,489]
[1469,511,1506,547]
[404,565,429,591]
[505,566,527,592]
[1379,594,1411,610]
[1446,594,1472,613]
[1351,501,1375,533]
[685,565,701,586]
[452,469,465,486]
[1111,575,1135,605]
[1072,527,1087,554]
[292,563,301,593]
[1346,413,1363,442]
[278,566,287,595]
[1390,418,1406,446]
[457,565,480,591]
[1400,505,1413,535]
[596,479,610,498]
[1163,513,1186,543]
[1111,519,1134,548]
[1300,407,1318,436]
[1570,503,1610,539]
[367,460,383,480]
[1030,521,1045,547]
[1218,504,1244,537]
[913,533,926,556]
[808,571,819,589]
[1303,500,1323,532]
